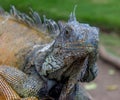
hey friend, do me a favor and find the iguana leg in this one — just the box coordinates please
[0,65,55,100]
[0,75,38,100]
[0,75,21,100]
[0,65,42,100]
[0,76,38,100]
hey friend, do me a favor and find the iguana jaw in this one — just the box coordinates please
[39,23,99,77]
[39,42,93,76]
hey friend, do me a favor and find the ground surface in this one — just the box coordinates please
[85,59,120,100]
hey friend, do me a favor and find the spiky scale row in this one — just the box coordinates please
[9,6,60,37]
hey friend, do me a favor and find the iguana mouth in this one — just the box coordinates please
[63,42,94,52]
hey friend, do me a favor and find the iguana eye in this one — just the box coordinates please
[64,29,70,38]
[65,30,69,35]
[64,27,72,38]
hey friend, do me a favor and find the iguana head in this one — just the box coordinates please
[39,8,99,76]
[54,20,99,58]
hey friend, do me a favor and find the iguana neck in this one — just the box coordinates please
[34,42,65,76]
[35,42,79,77]
[32,41,64,76]
[38,47,76,77]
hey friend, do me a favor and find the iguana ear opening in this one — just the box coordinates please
[68,5,77,22]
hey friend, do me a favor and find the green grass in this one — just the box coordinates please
[100,33,120,58]
[0,0,120,32]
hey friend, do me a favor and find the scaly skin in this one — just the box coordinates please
[0,74,38,100]
[36,8,99,99]
[0,6,55,99]
[40,20,99,100]
[0,6,99,100]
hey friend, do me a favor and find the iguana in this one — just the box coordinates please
[0,6,99,100]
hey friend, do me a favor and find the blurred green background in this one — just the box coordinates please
[0,0,120,57]
[0,0,120,31]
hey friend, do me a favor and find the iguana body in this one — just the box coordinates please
[0,6,99,100]
[0,11,51,68]
[0,6,55,100]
